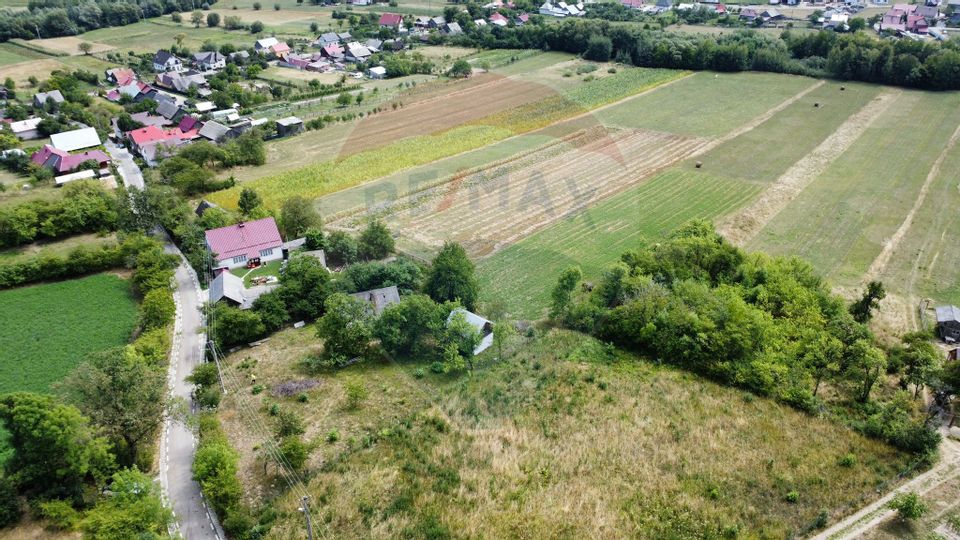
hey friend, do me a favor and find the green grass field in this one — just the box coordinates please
[477,170,762,318]
[596,71,816,137]
[0,42,51,67]
[750,90,960,286]
[689,81,882,183]
[0,273,138,394]
[78,19,256,54]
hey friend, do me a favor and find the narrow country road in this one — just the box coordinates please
[104,140,144,190]
[160,246,224,540]
[114,144,222,539]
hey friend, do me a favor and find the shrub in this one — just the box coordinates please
[0,477,19,528]
[139,288,174,329]
[889,492,928,520]
[344,379,368,410]
[38,500,79,531]
[784,491,799,503]
[276,410,305,437]
[252,384,264,395]
[838,454,856,467]
[326,430,339,443]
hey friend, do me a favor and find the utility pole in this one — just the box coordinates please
[300,496,314,540]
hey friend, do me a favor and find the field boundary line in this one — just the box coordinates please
[863,120,960,284]
[717,88,900,246]
[690,79,825,157]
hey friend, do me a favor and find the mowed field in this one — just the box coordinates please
[0,273,138,394]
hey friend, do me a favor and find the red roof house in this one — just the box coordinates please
[489,12,509,23]
[271,42,291,57]
[30,145,110,174]
[205,217,284,269]
[379,12,404,28]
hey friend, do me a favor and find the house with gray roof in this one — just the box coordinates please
[199,120,230,142]
[33,90,64,109]
[153,50,183,72]
[50,127,101,152]
[209,270,277,309]
[351,285,400,315]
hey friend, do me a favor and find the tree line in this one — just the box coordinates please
[0,0,218,41]
[549,221,943,457]
[449,18,960,90]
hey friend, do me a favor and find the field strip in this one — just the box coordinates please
[813,435,960,540]
[687,79,825,157]
[717,89,901,246]
[863,120,960,284]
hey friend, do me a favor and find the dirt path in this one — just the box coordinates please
[863,121,960,284]
[812,432,960,540]
[718,89,900,246]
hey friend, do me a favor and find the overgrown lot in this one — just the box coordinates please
[218,329,912,539]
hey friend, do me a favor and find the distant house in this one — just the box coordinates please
[379,12,404,29]
[126,124,199,154]
[368,66,387,79]
[365,38,383,52]
[937,306,960,343]
[621,0,645,8]
[33,90,65,109]
[9,117,42,140]
[198,120,231,142]
[345,42,372,63]
[30,144,110,175]
[447,308,494,355]
[193,51,226,71]
[156,98,187,121]
[153,50,183,72]
[229,50,250,61]
[516,12,530,24]
[351,285,401,316]
[474,18,488,26]
[156,71,207,93]
[489,12,509,25]
[414,15,433,28]
[194,101,217,113]
[255,37,280,53]
[429,16,446,28]
[130,111,170,128]
[276,116,304,137]
[315,32,341,47]
[338,31,353,41]
[444,22,463,35]
[105,67,136,85]
[205,217,284,269]
[51,127,101,152]
[321,43,345,60]
[209,270,276,309]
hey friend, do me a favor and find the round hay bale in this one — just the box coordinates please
[840,85,846,91]
[814,102,820,108]
[695,161,703,169]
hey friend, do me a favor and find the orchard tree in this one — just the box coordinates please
[425,241,479,311]
[492,320,515,360]
[849,339,887,402]
[850,281,885,323]
[358,219,394,260]
[799,331,843,396]
[250,20,265,33]
[237,187,263,216]
[57,348,167,468]
[550,265,583,319]
[316,293,373,363]
[280,196,321,239]
[207,12,221,27]
[191,10,204,28]
[901,332,941,398]
[0,392,114,499]
[336,92,352,107]
[448,59,471,78]
[889,492,928,521]
[78,42,93,55]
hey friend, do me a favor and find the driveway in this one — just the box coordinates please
[104,140,144,190]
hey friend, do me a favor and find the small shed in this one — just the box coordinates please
[447,308,494,355]
[276,116,304,137]
[368,66,387,79]
[937,305,960,342]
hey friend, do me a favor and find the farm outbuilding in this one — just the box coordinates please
[276,116,304,137]
[936,305,960,342]
[351,285,400,315]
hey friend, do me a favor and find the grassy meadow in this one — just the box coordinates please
[218,329,912,539]
[0,273,138,394]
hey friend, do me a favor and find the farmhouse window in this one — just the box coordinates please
[260,248,274,257]
[232,255,248,264]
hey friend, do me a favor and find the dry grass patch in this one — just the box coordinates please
[219,329,912,539]
[0,58,64,88]
[30,36,113,55]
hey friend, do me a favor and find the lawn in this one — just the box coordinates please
[749,89,960,286]
[230,259,283,287]
[218,328,912,539]
[0,273,138,395]
[596,70,817,137]
[476,169,762,319]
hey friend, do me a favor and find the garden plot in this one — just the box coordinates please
[349,126,709,258]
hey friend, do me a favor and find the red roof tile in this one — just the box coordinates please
[379,12,404,26]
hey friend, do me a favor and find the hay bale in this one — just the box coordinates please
[695,161,703,169]
[814,102,820,108]
[840,85,845,91]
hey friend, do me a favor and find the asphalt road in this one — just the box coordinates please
[160,245,224,540]
[104,140,144,190]
[113,144,222,539]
